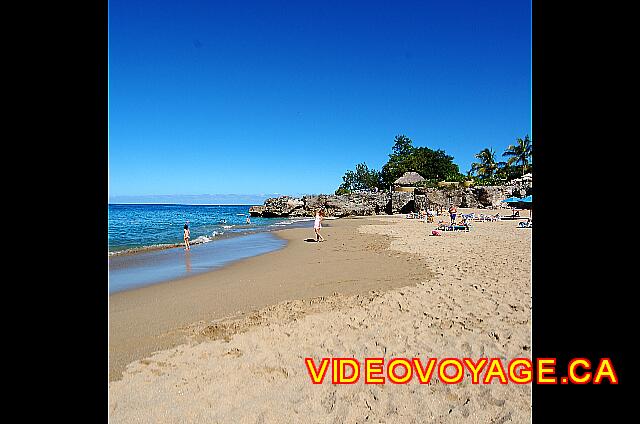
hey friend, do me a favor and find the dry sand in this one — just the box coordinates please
[109,210,531,423]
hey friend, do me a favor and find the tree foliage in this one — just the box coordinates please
[336,133,532,194]
[380,135,463,186]
[469,135,533,183]
[470,148,500,179]
[335,162,383,194]
[502,135,532,176]
[495,163,525,181]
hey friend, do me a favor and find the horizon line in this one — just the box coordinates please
[108,202,261,206]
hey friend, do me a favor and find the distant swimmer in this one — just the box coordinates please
[183,223,191,251]
[314,210,325,242]
[246,217,251,224]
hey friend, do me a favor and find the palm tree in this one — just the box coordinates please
[470,148,499,179]
[503,135,532,176]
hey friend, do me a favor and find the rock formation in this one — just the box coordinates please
[260,196,304,217]
[249,181,532,218]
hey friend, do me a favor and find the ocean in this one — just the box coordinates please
[108,204,313,254]
[108,204,314,292]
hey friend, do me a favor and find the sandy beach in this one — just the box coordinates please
[109,209,531,423]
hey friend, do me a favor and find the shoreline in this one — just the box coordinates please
[108,215,316,258]
[109,215,433,381]
[107,217,346,293]
[108,232,287,293]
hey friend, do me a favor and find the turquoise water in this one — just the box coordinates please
[108,204,312,254]
[108,232,287,293]
[108,204,314,292]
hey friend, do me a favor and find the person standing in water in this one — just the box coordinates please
[314,210,325,242]
[183,223,191,251]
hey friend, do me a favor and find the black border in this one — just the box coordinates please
[533,1,632,420]
[52,0,108,421]
[21,0,108,419]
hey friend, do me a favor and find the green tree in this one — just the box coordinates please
[335,162,383,194]
[380,134,463,186]
[391,134,413,156]
[503,135,533,176]
[495,163,522,181]
[470,148,499,179]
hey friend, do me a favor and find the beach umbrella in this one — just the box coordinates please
[518,195,532,218]
[519,195,532,204]
[502,197,522,204]
[502,197,524,219]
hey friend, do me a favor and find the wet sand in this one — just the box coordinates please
[108,232,287,293]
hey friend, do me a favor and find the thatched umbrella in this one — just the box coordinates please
[394,172,425,186]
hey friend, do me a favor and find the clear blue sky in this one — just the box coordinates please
[109,0,530,198]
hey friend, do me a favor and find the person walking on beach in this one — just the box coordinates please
[448,205,457,225]
[183,223,191,251]
[314,210,325,242]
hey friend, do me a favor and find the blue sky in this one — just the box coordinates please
[109,0,531,199]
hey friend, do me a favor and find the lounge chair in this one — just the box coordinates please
[435,223,470,232]
[435,222,448,231]
[500,215,521,220]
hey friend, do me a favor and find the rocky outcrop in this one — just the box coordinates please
[414,182,532,211]
[250,193,390,218]
[260,196,304,217]
[389,192,415,214]
[415,186,509,210]
[248,205,265,216]
[506,180,533,199]
[307,193,390,217]
[249,180,532,217]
